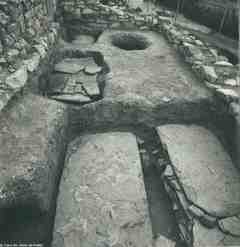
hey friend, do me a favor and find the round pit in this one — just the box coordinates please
[111,32,151,51]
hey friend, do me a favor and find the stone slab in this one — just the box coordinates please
[72,35,95,46]
[157,124,240,217]
[54,58,95,74]
[73,72,100,96]
[84,64,102,75]
[0,94,68,244]
[50,94,92,104]
[52,132,153,247]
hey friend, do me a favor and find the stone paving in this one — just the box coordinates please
[157,124,240,246]
[48,57,103,104]
[52,132,153,247]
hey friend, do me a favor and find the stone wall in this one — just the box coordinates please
[59,0,141,40]
[0,0,59,113]
[157,0,238,39]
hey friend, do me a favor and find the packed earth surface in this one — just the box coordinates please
[0,0,239,247]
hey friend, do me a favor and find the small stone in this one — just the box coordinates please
[0,57,7,65]
[215,61,233,67]
[24,53,40,72]
[205,82,221,89]
[162,96,171,103]
[154,235,175,247]
[163,165,174,176]
[195,40,204,46]
[201,66,218,83]
[216,88,239,102]
[84,64,102,75]
[199,214,217,229]
[188,205,204,218]
[224,78,238,87]
[50,94,92,104]
[151,149,159,155]
[6,66,28,90]
[136,137,144,145]
[217,55,229,62]
[6,49,19,62]
[209,48,218,58]
[34,44,47,58]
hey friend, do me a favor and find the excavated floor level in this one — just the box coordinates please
[0,20,239,247]
[93,30,210,104]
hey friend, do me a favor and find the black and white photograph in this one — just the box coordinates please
[0,0,239,246]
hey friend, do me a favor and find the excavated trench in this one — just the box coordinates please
[1,29,240,247]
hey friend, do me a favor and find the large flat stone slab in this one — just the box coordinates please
[0,94,68,244]
[157,124,240,217]
[53,132,153,247]
[157,124,240,246]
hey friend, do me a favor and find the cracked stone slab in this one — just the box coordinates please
[73,72,100,96]
[49,72,100,98]
[54,58,95,74]
[0,94,68,244]
[157,124,240,218]
[52,132,153,247]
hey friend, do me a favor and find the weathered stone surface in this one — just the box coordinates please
[53,132,153,247]
[0,94,68,244]
[93,30,211,106]
[157,124,240,217]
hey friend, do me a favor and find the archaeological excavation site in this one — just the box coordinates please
[0,0,239,246]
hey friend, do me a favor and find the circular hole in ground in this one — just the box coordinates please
[111,32,151,51]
